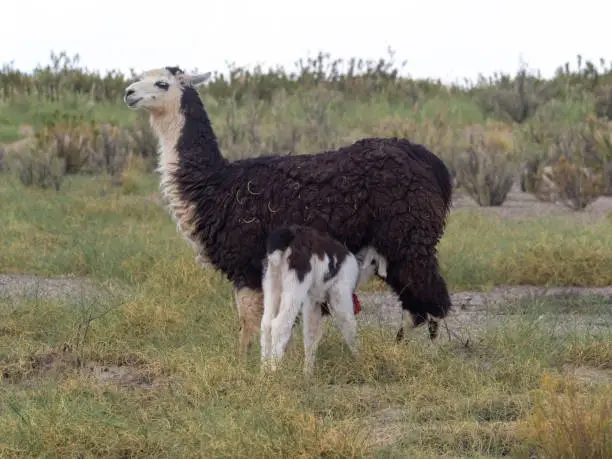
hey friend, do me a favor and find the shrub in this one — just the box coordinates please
[517,117,610,204]
[125,111,158,170]
[90,123,132,185]
[293,86,344,151]
[216,93,270,160]
[10,142,66,190]
[594,83,612,120]
[474,68,554,124]
[215,87,343,160]
[35,114,94,174]
[6,114,141,189]
[373,114,461,188]
[583,117,612,195]
[519,155,552,200]
[548,156,604,210]
[455,125,516,206]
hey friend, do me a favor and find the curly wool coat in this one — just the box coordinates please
[168,82,453,332]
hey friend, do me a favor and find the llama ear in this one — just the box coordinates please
[378,257,388,278]
[191,72,212,87]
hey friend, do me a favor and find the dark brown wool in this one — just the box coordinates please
[171,81,453,337]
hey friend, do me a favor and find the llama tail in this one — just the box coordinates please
[266,250,283,268]
[265,226,296,268]
[396,140,453,215]
[410,143,453,215]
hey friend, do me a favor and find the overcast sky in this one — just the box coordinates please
[2,0,610,84]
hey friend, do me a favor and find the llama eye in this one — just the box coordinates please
[155,81,169,90]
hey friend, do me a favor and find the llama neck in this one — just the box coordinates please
[150,87,226,176]
[150,113,183,176]
[177,86,225,170]
[148,88,226,264]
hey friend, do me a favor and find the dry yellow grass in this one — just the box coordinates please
[1,173,611,457]
[516,372,612,459]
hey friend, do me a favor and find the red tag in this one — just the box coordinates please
[352,294,362,315]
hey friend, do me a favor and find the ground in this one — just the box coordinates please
[1,176,611,458]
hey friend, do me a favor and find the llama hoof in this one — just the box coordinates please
[428,320,440,340]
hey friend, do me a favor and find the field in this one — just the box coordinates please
[0,51,611,458]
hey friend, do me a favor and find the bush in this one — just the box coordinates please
[11,143,66,190]
[125,111,158,170]
[90,123,132,185]
[594,84,612,120]
[455,125,516,206]
[519,155,551,199]
[373,114,461,188]
[584,117,612,195]
[474,68,554,124]
[548,156,604,210]
[5,115,145,189]
[35,114,94,174]
[215,87,343,160]
[517,117,610,205]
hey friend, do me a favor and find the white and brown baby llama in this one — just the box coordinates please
[260,225,387,376]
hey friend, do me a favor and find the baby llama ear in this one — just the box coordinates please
[377,256,388,279]
[191,72,212,87]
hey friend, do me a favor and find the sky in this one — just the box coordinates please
[2,0,611,84]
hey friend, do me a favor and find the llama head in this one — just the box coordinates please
[124,66,211,113]
[355,246,388,288]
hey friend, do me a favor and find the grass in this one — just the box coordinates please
[2,174,611,290]
[0,94,133,143]
[1,172,611,457]
[0,289,609,457]
[1,51,611,457]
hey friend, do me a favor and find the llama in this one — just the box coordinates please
[123,66,453,357]
[260,225,387,375]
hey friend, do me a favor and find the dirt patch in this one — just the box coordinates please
[84,362,164,389]
[0,273,117,305]
[563,365,612,386]
[360,407,408,447]
[1,345,166,389]
[452,184,612,221]
[358,285,612,338]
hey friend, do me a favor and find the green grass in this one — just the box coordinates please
[2,174,611,289]
[0,94,134,141]
[0,289,609,457]
[0,89,485,151]
[1,51,611,457]
[1,171,611,457]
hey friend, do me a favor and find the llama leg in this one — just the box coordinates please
[234,286,264,358]
[396,311,441,341]
[428,317,440,340]
[328,288,360,358]
[302,299,325,377]
[269,285,308,371]
[417,267,450,341]
[395,308,427,342]
[260,271,282,370]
